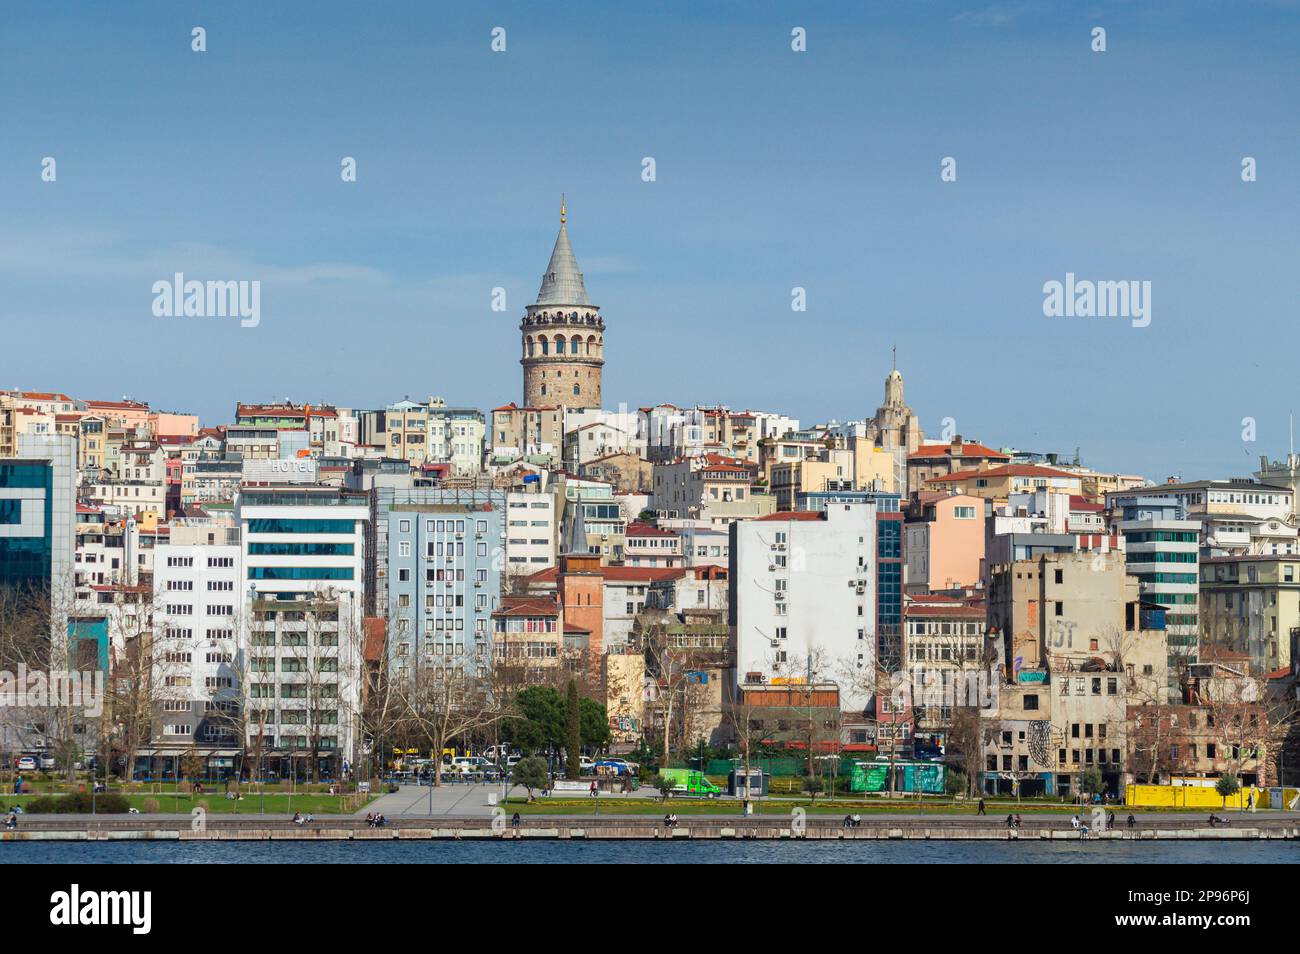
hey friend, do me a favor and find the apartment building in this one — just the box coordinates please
[730,505,877,708]
[146,528,243,778]
[1199,555,1299,674]
[504,487,557,577]
[374,487,505,679]
[235,484,370,778]
[904,492,985,594]
[1113,495,1200,668]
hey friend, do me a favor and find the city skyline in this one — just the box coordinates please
[4,2,1299,481]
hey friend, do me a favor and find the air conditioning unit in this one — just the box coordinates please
[768,564,776,571]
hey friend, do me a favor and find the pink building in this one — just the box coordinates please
[904,492,985,594]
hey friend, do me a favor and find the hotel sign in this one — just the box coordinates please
[242,458,318,483]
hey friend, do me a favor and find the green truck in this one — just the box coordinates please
[660,768,722,798]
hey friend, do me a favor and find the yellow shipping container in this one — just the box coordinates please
[1124,783,1270,809]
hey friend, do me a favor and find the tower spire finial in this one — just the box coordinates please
[892,343,897,371]
[561,193,566,225]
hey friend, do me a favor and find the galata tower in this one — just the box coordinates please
[520,196,604,409]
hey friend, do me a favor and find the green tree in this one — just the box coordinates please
[579,697,612,751]
[502,686,565,754]
[1215,772,1240,808]
[1079,766,1105,800]
[565,679,582,780]
[803,774,824,804]
[511,756,550,802]
[655,773,675,802]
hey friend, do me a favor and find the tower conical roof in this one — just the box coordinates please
[535,210,591,307]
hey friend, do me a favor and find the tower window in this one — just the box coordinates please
[573,385,580,396]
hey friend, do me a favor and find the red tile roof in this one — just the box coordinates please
[14,391,74,403]
[926,464,1078,484]
[492,596,560,617]
[625,522,677,538]
[528,566,686,585]
[87,399,149,411]
[909,442,1008,460]
[756,511,825,521]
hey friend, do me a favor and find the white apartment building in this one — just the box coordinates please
[731,504,877,707]
[504,488,557,577]
[427,402,485,476]
[660,518,731,568]
[235,485,370,778]
[1121,478,1296,556]
[148,531,243,776]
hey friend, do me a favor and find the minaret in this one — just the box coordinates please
[520,196,604,409]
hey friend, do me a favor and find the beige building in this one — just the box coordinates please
[907,437,1009,495]
[770,449,856,511]
[926,462,1082,503]
[603,652,646,745]
[1199,555,1299,674]
[651,455,757,521]
[581,451,652,494]
[491,403,564,464]
[984,550,1169,798]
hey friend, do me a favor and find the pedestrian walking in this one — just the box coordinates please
[977,798,986,816]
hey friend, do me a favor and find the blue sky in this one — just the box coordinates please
[2,1,1298,480]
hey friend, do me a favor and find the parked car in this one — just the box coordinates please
[598,757,638,772]
[39,756,56,771]
[16,756,37,772]
[451,756,494,774]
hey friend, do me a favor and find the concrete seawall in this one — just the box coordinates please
[3,816,1298,843]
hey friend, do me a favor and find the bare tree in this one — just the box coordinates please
[392,664,505,786]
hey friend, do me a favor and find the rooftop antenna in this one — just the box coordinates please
[1290,411,1294,460]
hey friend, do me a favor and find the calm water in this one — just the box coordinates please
[3,840,1296,864]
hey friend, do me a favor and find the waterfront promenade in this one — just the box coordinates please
[5,812,1298,842]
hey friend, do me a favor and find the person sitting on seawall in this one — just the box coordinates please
[4,810,16,830]
[511,812,521,829]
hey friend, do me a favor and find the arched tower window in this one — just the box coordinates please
[554,334,566,355]
[573,384,580,396]
[526,336,535,357]
[570,337,580,354]
[539,335,549,355]
[586,334,596,355]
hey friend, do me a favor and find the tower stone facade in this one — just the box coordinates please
[864,365,923,454]
[521,200,604,409]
